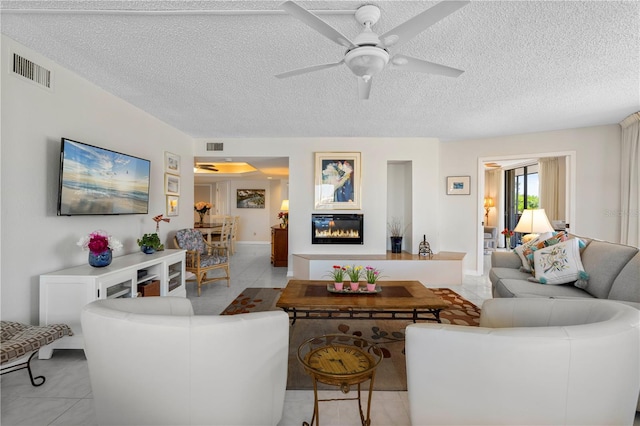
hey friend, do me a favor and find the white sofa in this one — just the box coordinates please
[81,297,289,426]
[406,298,640,425]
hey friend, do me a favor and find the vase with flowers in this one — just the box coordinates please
[194,202,212,225]
[278,211,289,228]
[344,265,362,291]
[501,228,515,248]
[364,266,384,292]
[325,265,346,290]
[77,230,123,267]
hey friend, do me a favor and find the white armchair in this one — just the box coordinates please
[81,297,289,426]
[406,298,640,425]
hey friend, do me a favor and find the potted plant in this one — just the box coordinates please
[344,265,363,291]
[364,266,384,292]
[325,265,346,290]
[388,217,407,253]
[137,233,163,254]
[77,230,123,267]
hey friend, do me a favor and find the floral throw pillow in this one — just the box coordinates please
[514,232,554,272]
[528,238,589,285]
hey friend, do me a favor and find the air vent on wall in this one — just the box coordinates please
[12,53,52,89]
[206,142,224,151]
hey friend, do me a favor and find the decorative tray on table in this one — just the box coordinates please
[326,284,382,294]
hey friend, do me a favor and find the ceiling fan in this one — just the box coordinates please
[195,163,219,172]
[276,0,469,100]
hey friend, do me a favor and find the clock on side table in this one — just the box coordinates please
[298,334,383,426]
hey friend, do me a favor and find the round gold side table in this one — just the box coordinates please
[297,334,383,426]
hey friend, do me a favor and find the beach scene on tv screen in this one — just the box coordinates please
[60,141,150,215]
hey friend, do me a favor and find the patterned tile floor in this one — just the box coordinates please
[2,245,638,425]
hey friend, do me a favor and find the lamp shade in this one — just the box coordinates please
[484,197,494,208]
[514,209,554,234]
[280,200,289,211]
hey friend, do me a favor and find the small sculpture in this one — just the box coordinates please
[419,235,433,258]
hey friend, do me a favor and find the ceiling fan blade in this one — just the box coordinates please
[358,77,372,100]
[281,1,355,49]
[379,1,470,50]
[391,54,464,78]
[275,60,344,79]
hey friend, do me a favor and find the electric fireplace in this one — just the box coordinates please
[312,214,363,245]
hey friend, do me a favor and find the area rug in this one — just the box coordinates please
[221,287,480,391]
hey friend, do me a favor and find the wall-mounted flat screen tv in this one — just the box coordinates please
[57,138,151,216]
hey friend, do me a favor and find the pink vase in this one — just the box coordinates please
[367,283,376,292]
[350,281,360,291]
[334,282,344,291]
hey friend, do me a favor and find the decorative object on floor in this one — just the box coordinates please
[501,227,514,249]
[483,197,494,223]
[81,297,288,426]
[77,230,122,267]
[418,235,433,258]
[220,287,480,391]
[405,298,640,426]
[314,152,361,210]
[388,217,407,253]
[298,334,383,426]
[446,175,471,195]
[153,213,170,233]
[1,321,73,386]
[174,228,230,296]
[137,233,163,254]
[276,1,468,100]
[193,201,212,224]
[513,208,554,243]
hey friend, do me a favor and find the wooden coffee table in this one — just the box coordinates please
[276,280,449,324]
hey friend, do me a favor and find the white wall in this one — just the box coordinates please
[439,125,622,274]
[1,36,194,323]
[194,138,441,265]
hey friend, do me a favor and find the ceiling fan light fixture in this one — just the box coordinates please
[344,46,389,78]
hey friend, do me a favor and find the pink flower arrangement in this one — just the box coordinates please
[77,230,123,255]
[364,266,383,284]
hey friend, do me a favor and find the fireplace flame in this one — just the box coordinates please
[315,229,360,238]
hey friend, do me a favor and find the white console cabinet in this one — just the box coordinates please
[39,249,186,359]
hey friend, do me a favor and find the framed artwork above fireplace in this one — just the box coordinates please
[314,152,361,210]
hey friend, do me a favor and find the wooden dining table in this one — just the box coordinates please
[194,222,224,241]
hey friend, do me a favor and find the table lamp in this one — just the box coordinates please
[483,197,494,224]
[514,209,554,243]
[280,200,289,211]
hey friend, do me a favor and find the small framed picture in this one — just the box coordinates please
[166,195,179,217]
[165,174,180,196]
[446,176,470,195]
[236,189,265,208]
[165,152,180,175]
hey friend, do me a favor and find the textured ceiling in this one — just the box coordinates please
[1,1,638,141]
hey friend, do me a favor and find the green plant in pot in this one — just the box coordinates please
[137,233,164,254]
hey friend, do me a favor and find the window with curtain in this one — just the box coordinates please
[504,164,539,247]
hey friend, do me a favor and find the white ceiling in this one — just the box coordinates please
[1,1,638,142]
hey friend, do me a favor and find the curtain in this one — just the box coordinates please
[539,157,559,221]
[620,112,640,247]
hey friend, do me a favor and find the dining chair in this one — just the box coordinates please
[229,216,240,255]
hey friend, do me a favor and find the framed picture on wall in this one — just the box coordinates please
[237,189,265,208]
[164,152,180,175]
[446,176,471,195]
[314,152,361,210]
[165,174,180,196]
[166,195,179,216]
